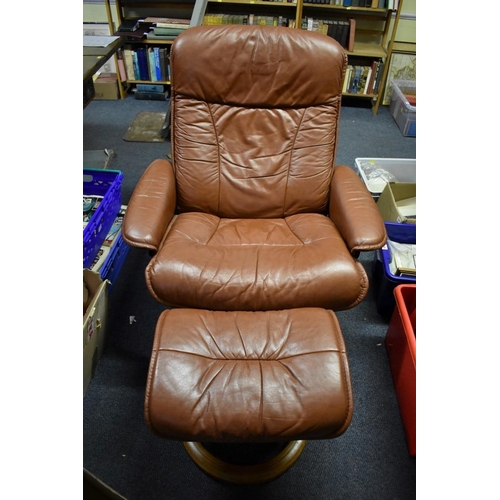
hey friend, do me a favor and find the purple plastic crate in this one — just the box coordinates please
[83,169,123,268]
[99,230,130,293]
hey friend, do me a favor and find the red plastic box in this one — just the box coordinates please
[385,284,416,456]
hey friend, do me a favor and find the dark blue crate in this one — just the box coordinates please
[83,169,123,268]
[373,222,416,319]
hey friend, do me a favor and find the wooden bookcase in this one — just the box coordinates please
[107,0,403,114]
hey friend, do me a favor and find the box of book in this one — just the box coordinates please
[385,284,416,456]
[389,79,416,137]
[372,222,416,319]
[354,158,416,202]
[83,270,109,395]
[83,169,124,268]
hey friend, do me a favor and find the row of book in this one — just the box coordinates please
[203,14,295,27]
[83,198,126,274]
[342,61,385,95]
[302,17,355,52]
[313,0,397,7]
[118,46,171,82]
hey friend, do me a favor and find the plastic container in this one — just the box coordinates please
[389,79,416,137]
[83,169,124,268]
[372,222,416,318]
[385,284,416,456]
[355,158,416,201]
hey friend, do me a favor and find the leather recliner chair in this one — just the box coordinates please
[122,25,387,484]
[123,25,386,313]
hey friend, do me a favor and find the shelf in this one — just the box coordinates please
[301,4,388,14]
[127,79,171,84]
[208,0,297,6]
[348,41,386,58]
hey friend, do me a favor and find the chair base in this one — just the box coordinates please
[183,440,307,484]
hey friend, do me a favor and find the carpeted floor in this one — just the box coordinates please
[83,95,416,500]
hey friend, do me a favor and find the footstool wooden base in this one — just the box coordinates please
[145,308,353,484]
[184,440,306,484]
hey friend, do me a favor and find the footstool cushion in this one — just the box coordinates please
[145,308,353,443]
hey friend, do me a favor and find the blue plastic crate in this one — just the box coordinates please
[83,169,123,268]
[99,231,130,294]
[373,222,416,318]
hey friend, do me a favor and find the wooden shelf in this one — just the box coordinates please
[108,0,403,113]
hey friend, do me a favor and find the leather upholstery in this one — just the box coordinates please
[123,25,387,311]
[145,308,353,442]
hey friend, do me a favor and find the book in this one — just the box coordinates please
[159,48,167,81]
[153,27,186,36]
[132,50,140,80]
[103,206,127,247]
[347,18,356,52]
[363,67,373,94]
[136,84,164,92]
[339,20,349,49]
[136,47,149,80]
[117,19,140,32]
[123,48,135,81]
[388,241,416,277]
[134,90,168,101]
[342,65,352,93]
[153,47,162,81]
[148,48,158,82]
[156,21,190,29]
[359,66,370,94]
[116,49,127,82]
[373,62,385,93]
[146,32,177,41]
[144,17,190,26]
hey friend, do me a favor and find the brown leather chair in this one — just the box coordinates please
[123,25,386,312]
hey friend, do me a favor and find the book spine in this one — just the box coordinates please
[347,18,356,52]
[148,48,158,82]
[134,91,168,101]
[159,48,167,81]
[123,48,135,81]
[137,48,149,81]
[116,49,127,82]
[132,51,140,80]
[153,47,162,81]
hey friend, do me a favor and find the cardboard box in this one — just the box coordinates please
[376,182,416,224]
[93,73,119,100]
[83,269,109,396]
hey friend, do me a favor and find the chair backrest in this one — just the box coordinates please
[170,25,347,218]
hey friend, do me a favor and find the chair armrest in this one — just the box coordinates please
[122,159,176,252]
[328,165,387,254]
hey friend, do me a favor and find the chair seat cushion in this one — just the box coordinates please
[145,308,353,442]
[146,212,368,311]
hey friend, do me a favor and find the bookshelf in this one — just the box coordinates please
[107,0,403,114]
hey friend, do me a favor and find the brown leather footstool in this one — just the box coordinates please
[145,307,353,484]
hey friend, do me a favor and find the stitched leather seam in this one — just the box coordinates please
[207,102,221,215]
[282,108,306,217]
[155,347,342,360]
[328,311,353,434]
